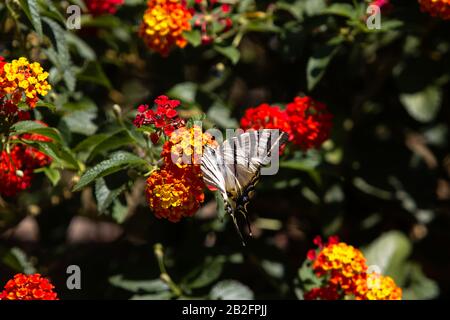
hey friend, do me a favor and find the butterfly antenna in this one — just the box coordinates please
[245,214,253,238]
[230,212,246,246]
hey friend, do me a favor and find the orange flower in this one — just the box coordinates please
[305,236,402,300]
[146,167,205,222]
[419,0,450,20]
[0,273,58,300]
[139,0,192,56]
[0,57,51,108]
[161,125,217,173]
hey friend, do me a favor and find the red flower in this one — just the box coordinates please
[0,273,58,300]
[0,146,33,197]
[133,95,185,141]
[0,122,52,197]
[85,0,124,16]
[286,96,333,150]
[1,100,30,133]
[240,103,291,137]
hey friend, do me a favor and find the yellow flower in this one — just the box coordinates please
[0,57,51,108]
[139,0,192,56]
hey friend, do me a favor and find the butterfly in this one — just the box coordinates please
[201,129,288,245]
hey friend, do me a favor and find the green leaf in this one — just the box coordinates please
[402,263,439,300]
[77,61,112,89]
[167,82,198,104]
[42,167,61,186]
[22,140,80,170]
[11,121,63,145]
[35,100,56,111]
[183,256,225,289]
[109,275,169,293]
[62,98,98,136]
[210,280,254,300]
[18,0,43,36]
[400,86,443,123]
[87,129,134,161]
[42,17,75,91]
[214,46,241,65]
[95,178,127,214]
[363,231,412,283]
[183,29,202,47]
[66,32,96,61]
[112,199,128,224]
[323,3,356,19]
[2,247,36,274]
[73,151,147,191]
[207,101,238,129]
[307,43,340,91]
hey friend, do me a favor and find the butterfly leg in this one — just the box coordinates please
[230,212,246,247]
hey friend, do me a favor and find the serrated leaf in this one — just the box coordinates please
[73,151,147,191]
[95,178,126,214]
[210,280,254,300]
[214,46,241,65]
[11,121,63,145]
[400,86,442,123]
[66,32,96,61]
[87,129,133,161]
[18,0,43,36]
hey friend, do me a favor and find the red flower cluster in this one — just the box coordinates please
[0,273,58,300]
[193,0,234,44]
[286,97,333,150]
[0,124,52,197]
[134,95,185,143]
[85,0,124,15]
[304,236,402,300]
[419,0,450,20]
[0,99,30,134]
[240,96,333,150]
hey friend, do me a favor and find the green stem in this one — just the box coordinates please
[153,243,183,298]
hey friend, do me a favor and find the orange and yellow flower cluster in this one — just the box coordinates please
[0,273,58,300]
[0,57,51,108]
[146,126,216,222]
[139,0,193,56]
[304,236,402,300]
[137,96,217,222]
[419,0,450,20]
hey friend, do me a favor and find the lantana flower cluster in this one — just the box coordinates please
[193,0,234,45]
[0,273,58,300]
[419,0,450,20]
[240,96,333,151]
[134,96,217,222]
[0,124,53,197]
[139,0,193,56]
[304,236,402,300]
[0,56,51,108]
[85,0,124,16]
